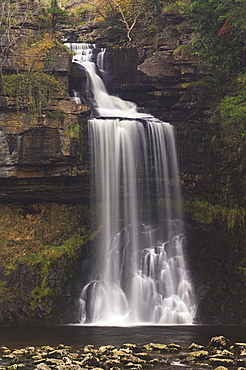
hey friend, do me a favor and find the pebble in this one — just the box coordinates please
[0,336,245,369]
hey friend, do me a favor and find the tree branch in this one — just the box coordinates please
[110,0,141,41]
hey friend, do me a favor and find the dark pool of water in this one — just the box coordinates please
[0,325,245,349]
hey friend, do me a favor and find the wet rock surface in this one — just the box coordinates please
[0,336,246,370]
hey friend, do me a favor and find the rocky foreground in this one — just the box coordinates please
[0,336,246,370]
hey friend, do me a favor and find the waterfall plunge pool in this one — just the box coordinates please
[0,325,245,349]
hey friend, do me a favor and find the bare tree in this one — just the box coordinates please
[110,0,142,41]
[0,0,42,80]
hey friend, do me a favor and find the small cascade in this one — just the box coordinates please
[65,43,196,325]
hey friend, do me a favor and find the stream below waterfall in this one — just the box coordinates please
[0,325,245,349]
[64,42,196,326]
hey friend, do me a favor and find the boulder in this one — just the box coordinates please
[45,358,65,366]
[124,363,142,370]
[209,358,234,367]
[57,365,82,370]
[188,343,204,351]
[144,343,178,352]
[208,336,231,349]
[230,343,246,355]
[134,353,151,360]
[35,364,52,370]
[237,359,246,367]
[11,349,28,357]
[83,345,96,353]
[179,350,209,364]
[80,353,100,367]
[98,345,116,354]
[2,354,17,363]
[112,349,132,358]
[209,349,234,359]
[104,359,123,369]
[148,358,160,365]
[120,344,142,353]
[0,346,11,355]
[62,357,73,365]
[166,344,181,352]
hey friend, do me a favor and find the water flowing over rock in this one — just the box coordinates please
[65,43,196,325]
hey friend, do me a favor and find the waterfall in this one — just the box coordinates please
[65,43,196,325]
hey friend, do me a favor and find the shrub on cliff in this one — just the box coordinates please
[219,73,246,142]
[189,0,246,85]
[3,72,63,115]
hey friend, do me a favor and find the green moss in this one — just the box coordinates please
[0,281,8,299]
[184,199,246,229]
[163,0,190,15]
[53,39,75,55]
[30,286,54,313]
[22,231,85,266]
[173,44,193,58]
[176,82,193,89]
[0,203,86,269]
[66,123,80,138]
[46,110,63,119]
[21,229,99,313]
[67,2,96,24]
[218,73,246,141]
[238,259,246,278]
[2,72,64,116]
[191,76,228,105]
[0,203,100,317]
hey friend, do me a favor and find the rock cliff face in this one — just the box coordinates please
[0,9,91,324]
[63,14,241,207]
[0,10,245,325]
[100,34,243,208]
[0,27,90,201]
[0,100,89,202]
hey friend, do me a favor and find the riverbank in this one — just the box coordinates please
[0,335,246,370]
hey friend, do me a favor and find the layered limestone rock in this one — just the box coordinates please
[0,15,91,324]
[0,17,90,202]
[62,14,244,208]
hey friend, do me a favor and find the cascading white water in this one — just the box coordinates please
[65,43,196,325]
